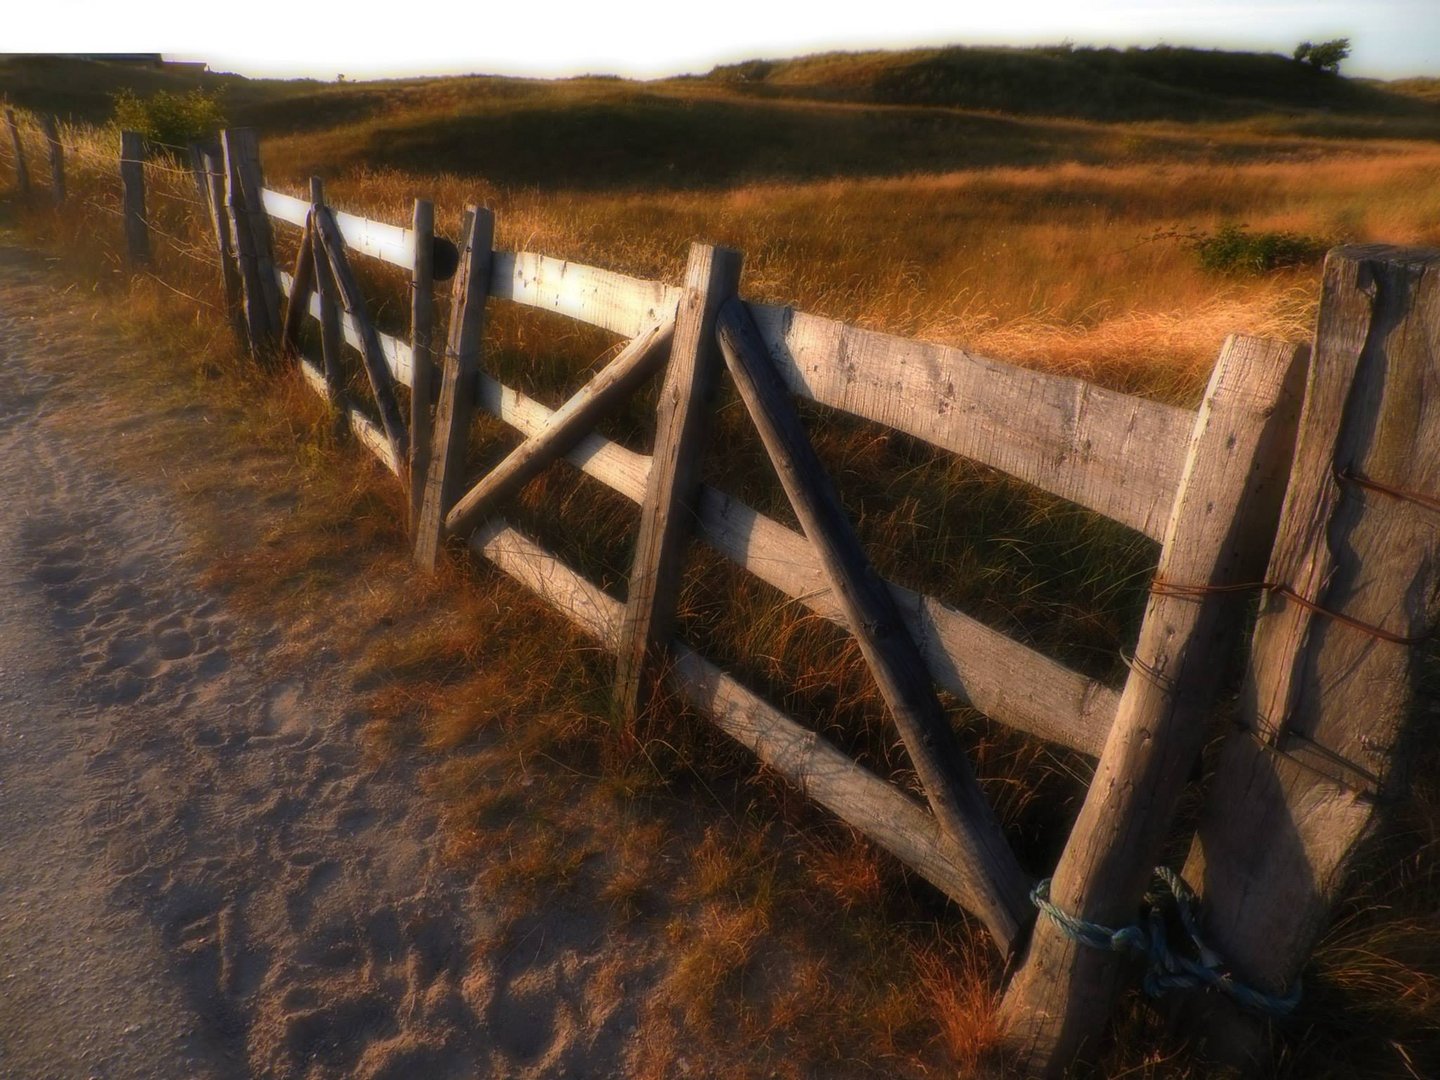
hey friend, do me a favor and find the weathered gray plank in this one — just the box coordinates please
[278,269,414,385]
[468,517,1017,923]
[717,296,1032,953]
[489,250,681,338]
[408,198,437,538]
[262,187,415,269]
[1181,245,1440,1061]
[614,243,742,719]
[314,205,409,464]
[413,207,494,570]
[746,302,1195,540]
[280,211,316,355]
[445,319,673,538]
[222,129,282,347]
[998,334,1308,1075]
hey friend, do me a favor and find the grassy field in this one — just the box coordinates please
[3,48,1440,1077]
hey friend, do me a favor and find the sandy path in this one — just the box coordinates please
[0,246,635,1078]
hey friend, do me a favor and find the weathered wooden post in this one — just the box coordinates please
[413,207,494,570]
[5,108,30,196]
[119,130,150,266]
[1179,244,1440,1066]
[614,242,742,719]
[997,334,1308,1074]
[193,143,246,342]
[40,115,63,205]
[220,127,281,358]
[408,197,437,536]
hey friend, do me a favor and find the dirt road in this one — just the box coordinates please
[0,246,633,1078]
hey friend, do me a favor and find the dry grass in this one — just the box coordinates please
[3,85,1438,1077]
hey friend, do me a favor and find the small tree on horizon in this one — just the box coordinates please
[1293,38,1351,74]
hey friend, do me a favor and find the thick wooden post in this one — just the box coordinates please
[280,213,317,354]
[220,128,281,355]
[408,198,437,537]
[119,130,149,266]
[614,242,741,718]
[5,109,29,195]
[40,115,63,205]
[1179,245,1440,1064]
[309,180,346,427]
[414,207,494,570]
[997,334,1308,1074]
[716,297,1032,950]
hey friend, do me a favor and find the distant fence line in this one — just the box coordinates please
[5,113,1439,1077]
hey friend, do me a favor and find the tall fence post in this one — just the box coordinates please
[1178,244,1440,1065]
[614,242,743,719]
[40,115,63,205]
[221,128,280,358]
[5,108,30,196]
[998,334,1308,1074]
[193,142,246,343]
[119,130,150,266]
[408,197,437,536]
[414,206,494,570]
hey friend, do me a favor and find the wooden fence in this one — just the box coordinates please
[7,117,1440,1076]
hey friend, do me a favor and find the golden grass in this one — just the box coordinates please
[5,96,1439,1077]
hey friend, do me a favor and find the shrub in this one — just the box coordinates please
[1190,223,1329,274]
[111,88,226,149]
[1293,38,1351,74]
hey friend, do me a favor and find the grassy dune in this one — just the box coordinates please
[3,48,1439,1077]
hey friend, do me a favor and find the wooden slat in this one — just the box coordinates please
[468,517,1007,922]
[999,334,1308,1074]
[472,369,1117,756]
[197,146,246,343]
[444,319,674,539]
[615,243,742,719]
[1181,246,1440,1057]
[409,198,437,537]
[746,302,1195,540]
[717,297,1030,952]
[263,187,415,269]
[280,212,316,354]
[489,250,681,338]
[414,207,495,570]
[299,360,401,475]
[223,129,282,347]
[278,270,414,385]
[313,206,409,463]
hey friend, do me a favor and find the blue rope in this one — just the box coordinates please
[1031,867,1302,1017]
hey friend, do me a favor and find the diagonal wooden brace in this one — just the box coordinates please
[715,296,1032,953]
[313,204,409,467]
[444,318,675,539]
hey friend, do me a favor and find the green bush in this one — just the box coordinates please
[1190,223,1328,274]
[111,88,225,149]
[1293,38,1351,74]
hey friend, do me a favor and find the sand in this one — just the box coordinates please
[0,245,642,1079]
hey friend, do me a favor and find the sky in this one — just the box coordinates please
[9,0,1439,81]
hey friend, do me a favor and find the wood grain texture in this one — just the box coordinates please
[221,129,274,354]
[1180,246,1440,1045]
[5,109,29,195]
[40,115,63,205]
[119,131,149,266]
[262,187,416,269]
[746,302,1194,540]
[469,517,1019,920]
[279,212,316,354]
[197,147,245,343]
[445,320,673,538]
[614,243,741,719]
[717,297,1031,952]
[314,205,409,465]
[223,129,282,345]
[413,207,494,570]
[998,334,1308,1075]
[489,250,681,338]
[469,368,1118,754]
[408,198,437,538]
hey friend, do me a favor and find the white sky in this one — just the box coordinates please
[9,0,1439,81]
